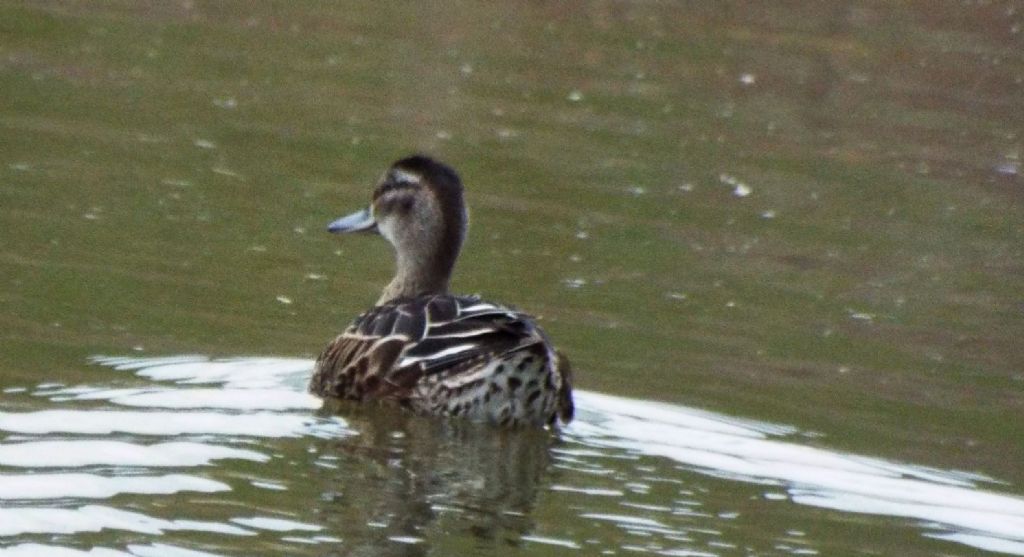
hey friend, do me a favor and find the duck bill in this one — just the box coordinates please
[327,207,378,234]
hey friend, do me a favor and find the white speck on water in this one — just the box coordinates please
[161,178,192,187]
[761,210,777,219]
[580,513,668,528]
[567,89,584,102]
[764,492,788,501]
[305,273,325,280]
[551,484,625,497]
[248,245,267,252]
[460,63,473,75]
[625,482,650,494]
[496,128,518,140]
[569,254,582,263]
[739,73,757,85]
[521,535,582,549]
[849,311,874,322]
[388,536,423,544]
[281,537,318,545]
[626,185,646,196]
[719,173,752,197]
[726,301,737,308]
[231,517,321,532]
[3,387,27,394]
[995,161,1019,176]
[435,130,452,140]
[677,183,694,192]
[563,278,587,289]
[575,230,590,240]
[251,480,287,491]
[293,227,306,234]
[193,139,216,149]
[212,167,243,179]
[213,97,237,109]
[666,292,688,301]
[9,163,32,171]
[276,296,292,305]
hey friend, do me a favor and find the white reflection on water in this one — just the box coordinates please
[0,355,1021,556]
[0,440,265,467]
[0,409,337,437]
[0,505,253,537]
[229,517,321,532]
[0,543,222,557]
[0,473,226,500]
[570,391,1024,554]
[43,386,319,411]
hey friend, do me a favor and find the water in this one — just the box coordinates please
[2,1,1023,555]
[1,356,1023,556]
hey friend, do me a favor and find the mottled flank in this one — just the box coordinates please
[311,294,573,427]
[313,155,574,427]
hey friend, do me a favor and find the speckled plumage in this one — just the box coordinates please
[310,156,574,427]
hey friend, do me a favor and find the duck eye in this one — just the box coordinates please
[377,193,415,216]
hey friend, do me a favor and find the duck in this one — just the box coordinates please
[310,155,574,427]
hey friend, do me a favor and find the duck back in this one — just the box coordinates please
[311,294,574,427]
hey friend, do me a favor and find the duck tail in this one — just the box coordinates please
[554,350,575,424]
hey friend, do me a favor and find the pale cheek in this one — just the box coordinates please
[378,219,398,244]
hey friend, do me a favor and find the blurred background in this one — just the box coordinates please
[1,1,1022,555]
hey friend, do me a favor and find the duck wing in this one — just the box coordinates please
[310,295,543,401]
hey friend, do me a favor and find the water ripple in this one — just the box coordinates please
[0,505,254,537]
[0,410,346,438]
[0,473,227,500]
[0,440,266,467]
[0,355,1021,555]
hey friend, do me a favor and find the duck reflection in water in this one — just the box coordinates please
[312,400,558,554]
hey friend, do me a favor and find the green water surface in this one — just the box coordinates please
[1,1,1022,555]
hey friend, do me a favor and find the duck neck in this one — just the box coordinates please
[377,241,459,305]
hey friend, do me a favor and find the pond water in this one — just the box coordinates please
[2,1,1023,556]
[2,356,1024,556]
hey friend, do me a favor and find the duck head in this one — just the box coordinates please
[329,155,468,304]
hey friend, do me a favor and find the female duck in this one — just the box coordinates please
[310,155,574,427]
